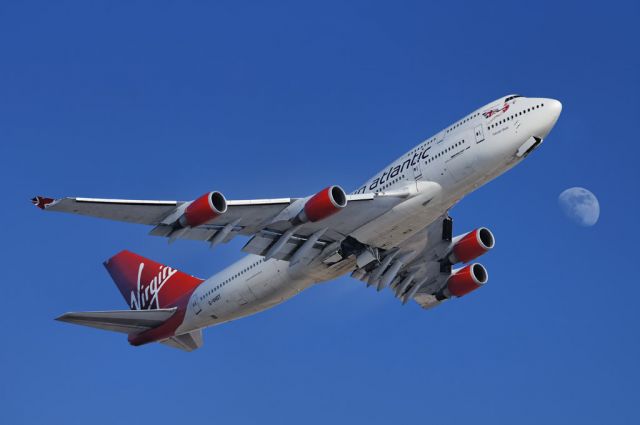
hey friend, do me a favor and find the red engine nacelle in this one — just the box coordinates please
[446,263,488,297]
[299,185,347,223]
[179,191,227,227]
[450,227,495,264]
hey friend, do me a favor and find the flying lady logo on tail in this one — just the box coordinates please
[482,103,509,119]
[31,196,54,209]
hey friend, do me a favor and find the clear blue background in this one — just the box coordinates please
[2,1,639,423]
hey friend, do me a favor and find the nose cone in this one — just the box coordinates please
[548,99,562,121]
[535,98,562,139]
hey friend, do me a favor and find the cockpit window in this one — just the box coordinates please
[505,95,522,102]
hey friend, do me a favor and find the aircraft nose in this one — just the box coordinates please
[537,98,562,139]
[548,98,562,121]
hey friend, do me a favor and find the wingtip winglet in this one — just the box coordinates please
[32,196,55,210]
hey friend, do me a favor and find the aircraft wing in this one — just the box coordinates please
[33,188,409,261]
[350,215,492,309]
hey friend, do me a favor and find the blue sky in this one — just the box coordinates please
[2,1,639,423]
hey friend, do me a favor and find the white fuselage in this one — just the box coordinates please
[179,95,562,334]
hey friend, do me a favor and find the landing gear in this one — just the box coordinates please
[439,215,453,273]
[442,215,453,241]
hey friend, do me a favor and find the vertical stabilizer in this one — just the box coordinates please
[104,250,203,310]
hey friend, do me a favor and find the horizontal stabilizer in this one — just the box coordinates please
[161,330,203,352]
[56,308,177,334]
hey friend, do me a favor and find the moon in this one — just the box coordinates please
[558,187,600,227]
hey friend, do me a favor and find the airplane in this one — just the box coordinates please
[33,94,562,351]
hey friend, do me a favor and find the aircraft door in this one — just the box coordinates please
[412,155,423,181]
[234,280,252,306]
[191,294,203,316]
[474,124,485,143]
[447,130,478,183]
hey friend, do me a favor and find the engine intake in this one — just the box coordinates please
[449,227,495,264]
[297,185,347,223]
[179,191,227,228]
[446,263,488,298]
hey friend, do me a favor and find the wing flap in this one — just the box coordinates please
[350,214,453,306]
[242,229,326,261]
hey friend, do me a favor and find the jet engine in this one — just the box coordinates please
[445,263,488,298]
[449,227,495,264]
[296,185,347,223]
[178,191,228,227]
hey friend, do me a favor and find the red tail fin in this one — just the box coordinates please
[104,250,203,310]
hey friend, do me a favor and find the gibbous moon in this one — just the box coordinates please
[558,187,600,227]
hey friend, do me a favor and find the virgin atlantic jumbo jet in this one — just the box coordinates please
[34,94,561,351]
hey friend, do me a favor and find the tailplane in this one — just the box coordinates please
[56,309,203,351]
[56,250,205,351]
